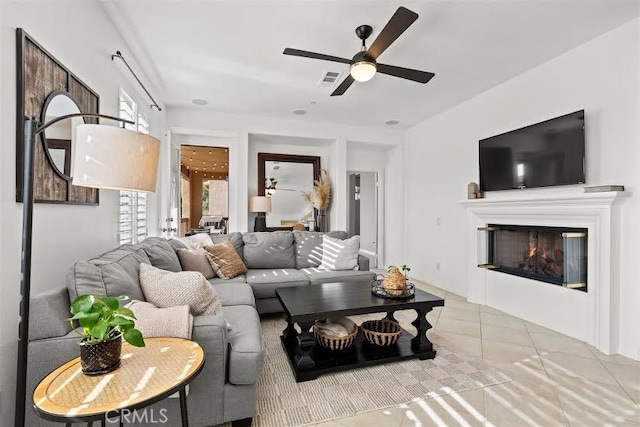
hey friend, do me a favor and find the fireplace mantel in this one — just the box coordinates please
[460,190,627,354]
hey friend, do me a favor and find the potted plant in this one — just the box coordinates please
[68,294,145,375]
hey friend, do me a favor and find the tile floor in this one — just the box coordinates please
[309,279,640,427]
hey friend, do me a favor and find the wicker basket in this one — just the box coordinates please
[361,320,402,346]
[314,320,358,351]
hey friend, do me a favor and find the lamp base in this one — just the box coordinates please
[254,213,267,232]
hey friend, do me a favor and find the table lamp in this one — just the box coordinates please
[249,196,272,232]
[15,113,160,427]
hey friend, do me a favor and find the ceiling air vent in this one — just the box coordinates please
[318,71,342,87]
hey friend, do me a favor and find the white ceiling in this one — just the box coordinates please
[103,0,639,130]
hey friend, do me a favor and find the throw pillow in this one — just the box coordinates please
[203,241,248,279]
[126,300,193,340]
[176,248,216,279]
[173,233,214,250]
[319,235,360,271]
[138,263,222,316]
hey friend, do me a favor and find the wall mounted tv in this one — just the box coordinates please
[479,110,585,192]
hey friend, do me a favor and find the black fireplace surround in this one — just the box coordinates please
[479,224,588,292]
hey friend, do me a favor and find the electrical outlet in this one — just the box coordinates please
[436,217,441,226]
[436,262,441,271]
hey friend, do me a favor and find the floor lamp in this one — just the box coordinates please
[14,113,160,427]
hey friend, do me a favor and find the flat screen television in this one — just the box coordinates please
[479,110,585,191]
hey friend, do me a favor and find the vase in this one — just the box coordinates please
[80,336,122,375]
[316,211,326,232]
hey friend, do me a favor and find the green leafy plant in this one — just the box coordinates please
[68,294,145,347]
[401,264,411,279]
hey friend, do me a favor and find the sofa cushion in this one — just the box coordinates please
[301,268,376,285]
[319,235,360,271]
[211,282,255,308]
[210,232,244,260]
[140,237,182,272]
[204,241,248,279]
[29,288,72,341]
[177,248,216,279]
[67,245,150,301]
[245,268,309,299]
[167,238,187,252]
[139,264,223,316]
[223,305,264,385]
[242,232,295,269]
[293,231,349,269]
[174,233,214,249]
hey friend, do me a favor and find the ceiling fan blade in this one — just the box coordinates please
[377,63,435,84]
[367,7,418,60]
[283,48,351,64]
[330,75,355,96]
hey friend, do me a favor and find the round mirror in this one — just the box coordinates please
[41,91,84,179]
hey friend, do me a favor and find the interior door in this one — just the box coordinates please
[348,172,378,268]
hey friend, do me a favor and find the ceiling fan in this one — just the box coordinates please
[283,6,435,96]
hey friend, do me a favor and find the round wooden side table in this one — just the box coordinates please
[33,337,205,427]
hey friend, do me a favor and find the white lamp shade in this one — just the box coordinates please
[350,61,377,82]
[249,196,272,213]
[72,124,160,192]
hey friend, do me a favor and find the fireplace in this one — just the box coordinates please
[478,224,587,291]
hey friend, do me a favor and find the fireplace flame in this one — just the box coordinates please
[527,246,537,258]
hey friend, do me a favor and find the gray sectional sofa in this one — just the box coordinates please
[26,230,374,426]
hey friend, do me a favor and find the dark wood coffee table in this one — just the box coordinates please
[276,281,445,382]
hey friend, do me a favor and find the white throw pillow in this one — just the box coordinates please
[139,263,222,316]
[319,235,360,271]
[173,233,214,250]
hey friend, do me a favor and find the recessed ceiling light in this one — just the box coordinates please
[192,99,208,106]
[292,109,307,115]
[386,120,399,126]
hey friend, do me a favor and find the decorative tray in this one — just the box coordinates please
[371,281,415,299]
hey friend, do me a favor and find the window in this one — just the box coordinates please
[118,89,150,244]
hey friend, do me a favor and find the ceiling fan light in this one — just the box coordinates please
[350,61,376,82]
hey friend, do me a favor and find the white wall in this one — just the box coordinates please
[169,108,404,237]
[0,1,168,423]
[405,19,640,359]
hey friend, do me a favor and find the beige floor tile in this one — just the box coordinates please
[445,291,466,301]
[484,381,569,427]
[480,312,527,331]
[334,405,407,427]
[314,422,346,427]
[479,305,512,317]
[413,282,448,298]
[482,324,534,347]
[401,389,486,427]
[524,320,565,337]
[542,352,618,385]
[483,360,558,400]
[530,332,596,358]
[550,375,640,423]
[435,318,481,338]
[431,331,483,358]
[562,402,640,427]
[482,339,542,367]
[587,345,640,367]
[624,386,640,405]
[443,298,480,312]
[602,361,640,391]
[439,306,481,323]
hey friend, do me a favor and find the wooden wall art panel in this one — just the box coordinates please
[16,29,100,204]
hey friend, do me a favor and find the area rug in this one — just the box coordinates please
[254,315,511,427]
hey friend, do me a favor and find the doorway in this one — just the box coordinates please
[180,145,229,235]
[348,172,378,268]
